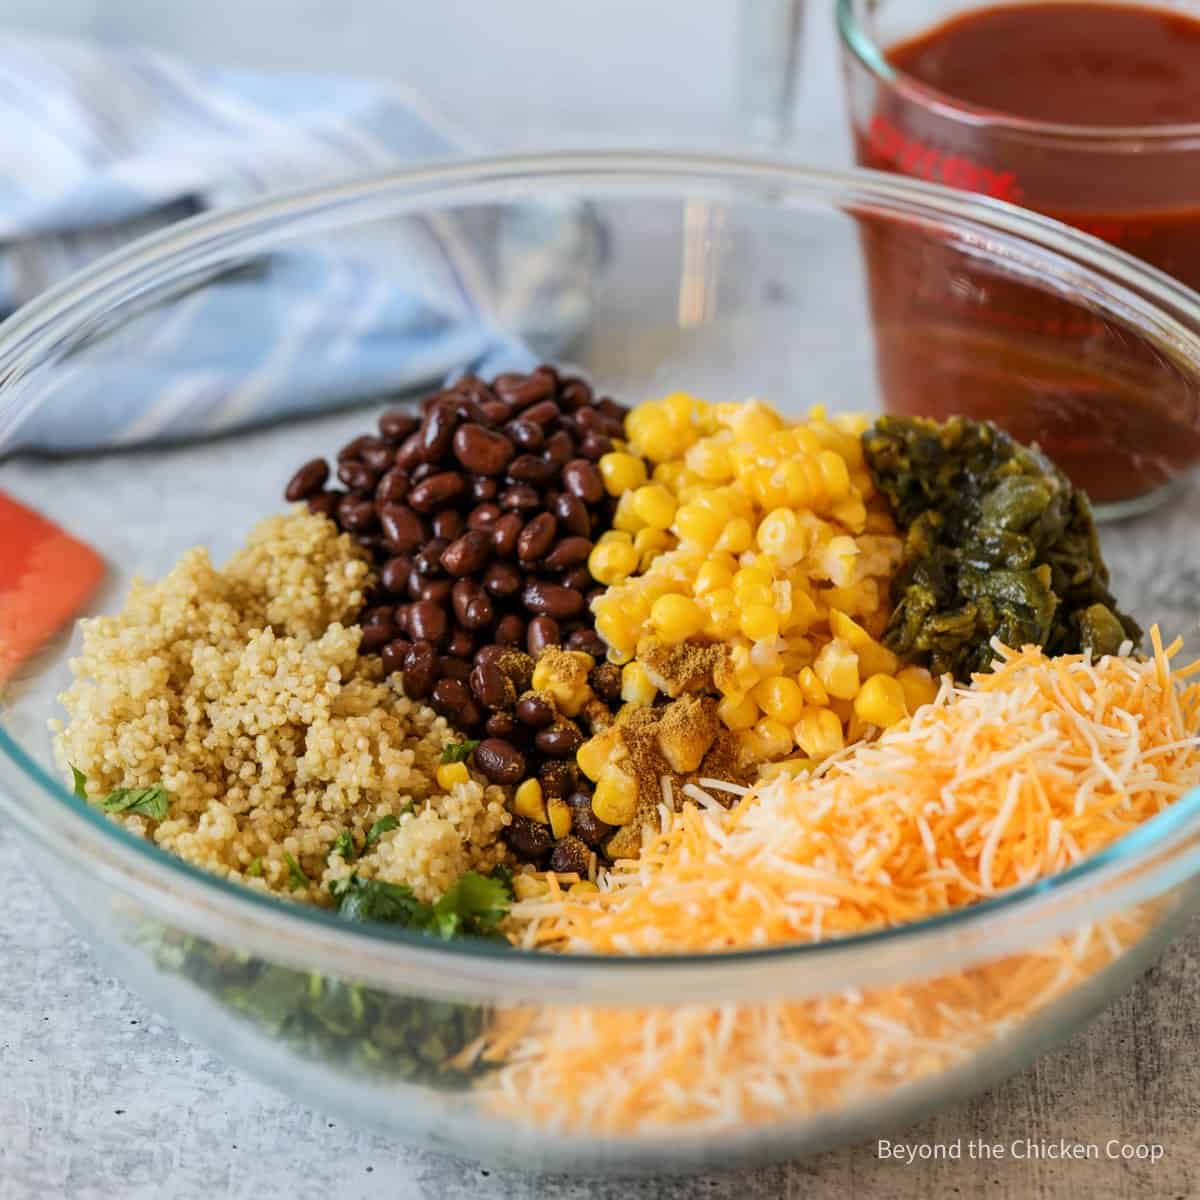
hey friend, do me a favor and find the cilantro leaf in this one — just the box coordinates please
[428,870,513,940]
[283,853,310,892]
[364,815,399,848]
[70,765,88,799]
[246,857,264,878]
[329,831,356,863]
[440,739,479,764]
[98,785,170,821]
[331,875,428,925]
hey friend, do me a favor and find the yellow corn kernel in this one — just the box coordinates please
[796,665,829,706]
[829,609,899,676]
[741,717,794,763]
[753,675,806,725]
[793,706,845,759]
[662,390,697,430]
[577,727,619,781]
[606,644,634,666]
[531,651,594,716]
[595,607,639,655]
[547,796,573,839]
[702,588,740,639]
[685,437,732,481]
[626,407,687,463]
[740,604,780,642]
[831,494,867,533]
[436,761,470,790]
[898,665,939,713]
[715,516,753,554]
[756,507,812,567]
[621,661,658,706]
[733,566,773,594]
[650,594,707,642]
[717,691,759,730]
[634,526,673,566]
[818,535,861,587]
[631,483,677,530]
[612,490,645,533]
[756,756,817,781]
[783,588,819,634]
[817,449,851,500]
[513,778,548,823]
[694,560,734,596]
[512,874,550,900]
[674,501,725,547]
[814,638,861,700]
[599,451,648,496]
[588,539,640,586]
[592,771,638,825]
[854,674,908,728]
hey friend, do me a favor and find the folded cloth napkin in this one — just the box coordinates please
[0,35,600,454]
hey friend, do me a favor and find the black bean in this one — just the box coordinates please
[495,371,555,408]
[499,484,541,512]
[362,605,395,627]
[565,792,611,847]
[409,600,449,646]
[527,616,560,657]
[375,467,411,503]
[507,420,544,451]
[522,399,560,426]
[553,493,591,538]
[559,379,593,410]
[561,459,604,503]
[536,721,584,758]
[431,677,472,720]
[544,536,592,570]
[307,492,339,519]
[359,623,398,653]
[413,539,449,578]
[517,512,557,564]
[589,660,621,702]
[337,494,377,532]
[451,579,481,626]
[337,459,379,493]
[543,429,575,467]
[485,711,516,739]
[338,434,375,461]
[475,738,526,784]
[467,503,501,531]
[401,642,440,699]
[394,432,425,471]
[549,836,591,876]
[463,594,494,631]
[504,814,554,861]
[379,409,420,441]
[497,650,534,692]
[478,398,511,425]
[440,530,493,577]
[285,458,329,501]
[539,761,581,800]
[522,581,584,619]
[439,657,473,684]
[361,439,396,473]
[417,579,452,605]
[507,454,558,486]
[447,628,476,659]
[516,693,556,728]
[561,566,594,593]
[432,509,464,541]
[421,403,459,460]
[408,471,466,512]
[452,423,516,475]
[483,561,522,598]
[495,614,526,646]
[579,433,613,460]
[471,660,513,709]
[471,475,499,503]
[492,512,524,558]
[378,504,426,554]
[381,638,411,676]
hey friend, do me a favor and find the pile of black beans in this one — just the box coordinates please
[283,365,639,871]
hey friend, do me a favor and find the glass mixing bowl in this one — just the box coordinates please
[2,153,1199,1174]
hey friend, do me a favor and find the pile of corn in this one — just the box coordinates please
[585,394,936,774]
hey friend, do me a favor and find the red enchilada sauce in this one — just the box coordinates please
[855,3,1200,503]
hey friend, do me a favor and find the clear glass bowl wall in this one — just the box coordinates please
[1,155,1199,1173]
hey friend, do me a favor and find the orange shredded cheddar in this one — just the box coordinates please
[485,635,1200,1132]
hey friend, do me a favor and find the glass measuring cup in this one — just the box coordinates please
[838,0,1200,512]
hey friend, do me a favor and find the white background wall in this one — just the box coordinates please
[1,0,849,157]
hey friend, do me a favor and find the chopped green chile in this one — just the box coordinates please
[863,416,1141,680]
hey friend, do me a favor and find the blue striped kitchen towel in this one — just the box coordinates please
[0,35,600,455]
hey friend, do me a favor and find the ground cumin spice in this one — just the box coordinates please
[639,640,728,697]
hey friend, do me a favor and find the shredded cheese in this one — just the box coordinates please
[485,636,1200,1133]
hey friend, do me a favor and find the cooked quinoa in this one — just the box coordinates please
[53,509,511,904]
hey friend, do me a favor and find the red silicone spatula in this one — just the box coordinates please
[0,491,105,684]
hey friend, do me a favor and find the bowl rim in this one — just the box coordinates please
[3,148,1200,1004]
[835,0,1200,149]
